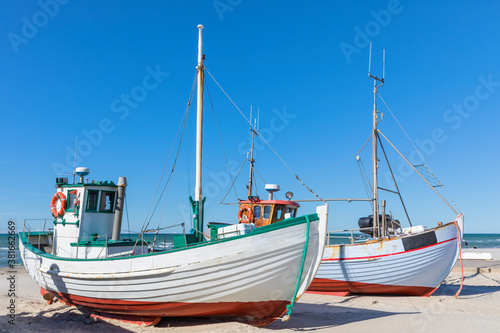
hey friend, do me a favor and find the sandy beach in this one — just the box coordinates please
[2,250,500,333]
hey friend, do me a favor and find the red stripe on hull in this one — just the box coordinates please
[308,278,435,297]
[322,237,457,262]
[41,288,288,327]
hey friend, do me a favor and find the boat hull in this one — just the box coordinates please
[20,205,328,325]
[309,215,463,296]
[43,287,288,322]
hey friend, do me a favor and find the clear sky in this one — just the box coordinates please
[1,0,499,234]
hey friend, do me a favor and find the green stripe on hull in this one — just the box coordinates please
[19,212,319,262]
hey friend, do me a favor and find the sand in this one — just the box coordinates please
[2,256,500,333]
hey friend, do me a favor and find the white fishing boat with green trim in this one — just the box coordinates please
[19,25,328,327]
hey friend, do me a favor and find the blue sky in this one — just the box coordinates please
[1,0,499,233]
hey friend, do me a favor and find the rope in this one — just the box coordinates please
[252,169,259,197]
[285,215,311,320]
[282,135,371,190]
[377,134,412,227]
[141,72,197,232]
[145,110,190,231]
[157,167,177,229]
[378,129,459,215]
[205,67,251,125]
[378,93,428,165]
[205,67,325,203]
[454,220,464,298]
[378,93,461,213]
[357,157,373,207]
[220,156,248,204]
[205,78,238,201]
[252,165,266,189]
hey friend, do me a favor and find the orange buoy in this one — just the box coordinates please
[238,204,253,223]
[50,192,67,217]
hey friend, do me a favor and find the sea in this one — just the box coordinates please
[1,233,499,268]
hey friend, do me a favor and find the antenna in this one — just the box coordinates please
[368,43,385,85]
[249,105,253,129]
[368,42,372,77]
[72,136,78,184]
[257,108,260,132]
[383,49,386,81]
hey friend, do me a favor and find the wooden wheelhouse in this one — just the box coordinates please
[238,198,300,227]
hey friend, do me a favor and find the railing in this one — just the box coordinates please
[137,223,186,253]
[23,219,53,253]
[326,226,376,245]
[23,219,187,258]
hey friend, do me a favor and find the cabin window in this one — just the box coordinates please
[263,205,272,219]
[100,191,115,212]
[86,190,99,211]
[66,190,77,211]
[286,207,297,218]
[275,206,284,220]
[253,205,261,219]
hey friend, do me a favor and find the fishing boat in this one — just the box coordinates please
[237,55,464,297]
[19,25,329,326]
[307,57,464,296]
[235,118,302,229]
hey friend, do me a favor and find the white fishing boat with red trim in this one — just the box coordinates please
[309,214,463,296]
[19,25,329,326]
[307,54,464,296]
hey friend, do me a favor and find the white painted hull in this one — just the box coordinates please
[309,214,463,296]
[20,205,328,325]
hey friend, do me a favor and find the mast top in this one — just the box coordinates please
[368,42,385,84]
[197,25,204,67]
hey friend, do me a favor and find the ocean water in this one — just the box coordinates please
[462,233,500,249]
[1,233,499,268]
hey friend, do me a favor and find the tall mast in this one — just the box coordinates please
[247,114,256,199]
[194,24,204,241]
[370,72,384,238]
[368,43,385,237]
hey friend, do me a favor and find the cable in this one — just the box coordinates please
[378,93,461,212]
[220,156,248,204]
[141,71,197,232]
[205,78,238,201]
[206,67,325,203]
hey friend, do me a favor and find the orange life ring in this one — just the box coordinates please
[50,192,67,217]
[238,204,253,223]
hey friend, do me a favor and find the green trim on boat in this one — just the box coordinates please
[53,219,79,227]
[19,212,319,262]
[286,214,310,318]
[24,231,54,237]
[60,181,117,188]
[70,239,149,247]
